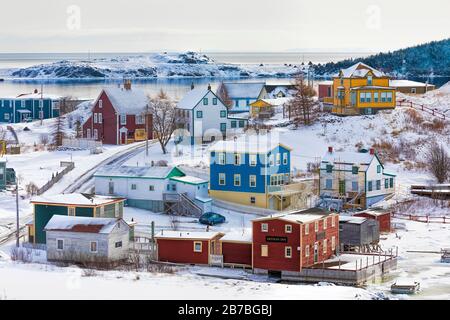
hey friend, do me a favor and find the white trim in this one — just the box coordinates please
[56,238,64,251]
[90,241,98,253]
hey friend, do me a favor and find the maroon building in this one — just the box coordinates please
[220,233,252,268]
[82,80,152,145]
[318,81,334,101]
[354,209,391,233]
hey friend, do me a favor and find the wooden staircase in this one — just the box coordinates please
[163,192,203,217]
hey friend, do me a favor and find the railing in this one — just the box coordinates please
[397,99,447,120]
[209,254,224,267]
[163,192,203,217]
[62,138,102,150]
[392,213,450,224]
[323,97,334,104]
[267,182,311,194]
[37,162,75,195]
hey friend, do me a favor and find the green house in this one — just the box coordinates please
[0,160,16,191]
[30,193,126,244]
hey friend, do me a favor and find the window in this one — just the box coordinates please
[326,164,333,173]
[235,100,239,107]
[283,153,288,165]
[305,223,309,235]
[115,241,122,248]
[86,129,91,139]
[276,153,281,165]
[234,174,241,186]
[366,92,372,103]
[213,98,218,105]
[120,114,127,125]
[285,246,292,258]
[194,241,202,252]
[331,215,336,227]
[411,88,417,94]
[352,181,358,192]
[203,98,208,105]
[149,185,154,191]
[99,99,103,108]
[332,236,336,251]
[387,92,393,102]
[385,179,389,189]
[218,153,226,165]
[376,180,381,190]
[367,75,373,86]
[305,245,310,257]
[234,153,241,165]
[135,115,144,124]
[220,123,226,132]
[239,120,245,128]
[368,181,373,192]
[261,223,268,232]
[219,173,226,186]
[99,206,105,217]
[250,197,256,204]
[131,184,137,190]
[261,245,268,257]
[57,239,64,251]
[377,165,381,173]
[196,111,203,118]
[323,239,328,254]
[246,99,250,106]
[381,92,387,102]
[269,155,274,166]
[93,129,98,140]
[285,225,292,233]
[90,241,98,253]
[374,92,379,103]
[68,207,75,216]
[93,113,98,124]
[115,203,120,218]
[323,218,327,230]
[250,154,257,166]
[220,110,226,118]
[249,175,257,188]
[360,92,366,103]
[231,120,237,128]
[315,221,319,232]
[390,178,394,188]
[4,113,10,121]
[352,166,359,174]
[326,179,333,190]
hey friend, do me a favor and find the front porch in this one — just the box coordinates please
[267,180,315,211]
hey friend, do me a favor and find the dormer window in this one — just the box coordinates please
[367,75,373,86]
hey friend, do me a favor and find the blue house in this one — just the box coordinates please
[209,135,298,210]
[0,91,60,123]
[216,82,268,113]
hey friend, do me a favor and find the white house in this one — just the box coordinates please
[175,86,247,145]
[94,165,212,215]
[319,147,396,211]
[45,215,130,264]
[216,82,268,113]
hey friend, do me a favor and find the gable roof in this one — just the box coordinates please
[220,82,266,98]
[253,208,333,224]
[94,165,185,180]
[322,150,376,166]
[102,87,148,115]
[339,62,385,78]
[31,193,124,206]
[44,215,127,234]
[209,135,291,154]
[177,88,211,110]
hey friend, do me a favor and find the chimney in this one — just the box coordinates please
[191,82,195,90]
[328,146,333,153]
[123,79,132,90]
[207,83,211,91]
[34,89,38,94]
[370,148,375,155]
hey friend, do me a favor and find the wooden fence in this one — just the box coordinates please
[392,212,450,224]
[397,99,447,120]
[37,162,75,195]
[62,138,102,150]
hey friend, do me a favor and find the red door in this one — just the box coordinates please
[121,132,126,144]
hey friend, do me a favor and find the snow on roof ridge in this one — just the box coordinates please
[95,164,178,179]
[44,215,122,234]
[103,86,148,115]
[209,135,289,153]
[177,87,210,109]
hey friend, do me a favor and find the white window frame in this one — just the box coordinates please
[261,223,268,232]
[120,114,127,125]
[332,236,336,251]
[249,154,257,166]
[285,246,292,258]
[305,223,309,235]
[261,245,268,257]
[115,241,122,248]
[219,173,226,186]
[234,174,241,187]
[249,175,257,188]
[193,241,202,253]
[276,153,281,165]
[323,218,327,230]
[234,153,241,166]
[135,115,144,125]
[93,113,98,124]
[149,185,155,191]
[323,239,328,254]
[331,215,335,228]
[86,128,91,139]
[285,225,292,233]
[98,113,103,124]
[269,155,274,166]
[4,113,10,121]
[90,241,98,253]
[68,207,76,216]
[93,129,98,140]
[283,153,288,165]
[305,245,310,257]
[218,153,226,165]
[315,221,319,232]
[56,239,64,251]
[99,99,103,108]
[131,184,137,190]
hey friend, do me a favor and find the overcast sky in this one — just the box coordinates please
[1,0,449,53]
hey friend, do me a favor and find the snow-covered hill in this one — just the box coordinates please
[7,52,303,80]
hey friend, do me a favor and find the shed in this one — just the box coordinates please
[155,231,224,265]
[45,215,130,264]
[339,216,379,248]
[318,81,333,101]
[354,208,391,233]
[220,232,253,268]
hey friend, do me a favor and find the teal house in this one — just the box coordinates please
[0,91,60,123]
[29,193,126,244]
[0,160,16,190]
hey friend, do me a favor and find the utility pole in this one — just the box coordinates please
[15,180,20,248]
[145,103,149,157]
[151,221,155,260]
[40,83,44,126]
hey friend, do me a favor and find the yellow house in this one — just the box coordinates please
[332,62,396,115]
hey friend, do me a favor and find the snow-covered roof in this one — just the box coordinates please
[13,92,61,100]
[339,62,385,78]
[155,230,222,240]
[177,88,210,110]
[221,231,252,243]
[221,82,265,98]
[209,135,291,154]
[339,216,367,225]
[319,81,333,86]
[322,150,375,166]
[103,87,148,115]
[252,98,291,107]
[356,208,390,217]
[31,193,124,206]
[253,208,332,224]
[95,165,182,179]
[351,86,395,90]
[389,80,434,88]
[44,215,125,234]
[169,175,208,185]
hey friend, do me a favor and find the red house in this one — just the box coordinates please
[318,81,333,102]
[155,231,223,265]
[252,208,339,275]
[220,232,252,268]
[354,209,391,233]
[82,80,152,145]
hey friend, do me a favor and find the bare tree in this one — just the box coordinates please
[148,91,176,154]
[425,143,450,183]
[287,74,318,126]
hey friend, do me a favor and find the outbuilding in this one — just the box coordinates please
[45,215,130,264]
[220,232,253,268]
[339,216,380,250]
[155,231,223,265]
[389,80,435,94]
[354,208,391,233]
[318,81,334,103]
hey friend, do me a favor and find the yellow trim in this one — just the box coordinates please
[193,241,203,253]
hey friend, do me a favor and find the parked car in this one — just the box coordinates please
[199,212,226,226]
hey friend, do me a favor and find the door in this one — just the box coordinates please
[108,181,114,194]
[339,180,346,195]
[121,132,126,144]
[314,243,319,263]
